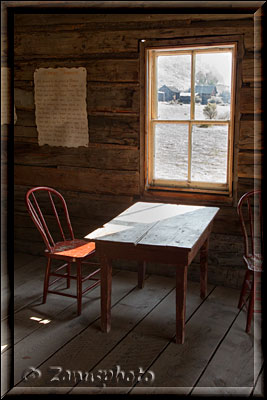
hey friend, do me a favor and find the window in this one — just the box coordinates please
[145,43,237,198]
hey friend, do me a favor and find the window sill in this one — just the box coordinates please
[141,188,234,207]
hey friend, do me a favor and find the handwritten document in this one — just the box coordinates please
[34,67,88,147]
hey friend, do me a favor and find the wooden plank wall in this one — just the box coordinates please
[9,11,263,287]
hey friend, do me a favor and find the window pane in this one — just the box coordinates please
[194,52,232,121]
[157,55,191,120]
[191,124,228,183]
[154,123,188,180]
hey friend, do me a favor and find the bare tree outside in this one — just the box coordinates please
[203,103,218,119]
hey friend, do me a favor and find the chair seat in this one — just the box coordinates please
[244,253,263,272]
[50,239,96,259]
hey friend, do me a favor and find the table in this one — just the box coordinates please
[86,202,219,344]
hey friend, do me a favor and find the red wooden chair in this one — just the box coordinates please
[25,186,101,315]
[237,189,263,333]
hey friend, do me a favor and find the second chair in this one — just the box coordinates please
[237,189,263,333]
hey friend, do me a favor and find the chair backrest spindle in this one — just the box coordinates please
[247,197,254,255]
[237,189,262,258]
[25,187,75,252]
[48,191,66,241]
[27,195,53,251]
[31,192,55,248]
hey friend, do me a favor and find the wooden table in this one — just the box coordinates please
[86,202,219,344]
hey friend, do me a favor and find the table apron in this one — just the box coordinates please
[95,241,190,266]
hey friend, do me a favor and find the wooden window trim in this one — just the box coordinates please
[148,46,235,193]
[139,35,244,207]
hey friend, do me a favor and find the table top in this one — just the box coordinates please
[86,202,219,251]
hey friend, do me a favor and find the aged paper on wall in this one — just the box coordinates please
[34,67,88,147]
[1,67,12,125]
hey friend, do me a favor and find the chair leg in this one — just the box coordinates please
[238,270,251,309]
[77,260,82,316]
[246,275,255,333]
[43,257,51,304]
[66,262,71,289]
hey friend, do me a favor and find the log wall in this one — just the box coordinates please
[7,9,263,288]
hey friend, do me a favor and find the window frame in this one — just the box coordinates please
[140,36,243,206]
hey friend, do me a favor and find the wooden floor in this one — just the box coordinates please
[1,253,264,397]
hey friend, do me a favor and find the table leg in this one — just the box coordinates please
[138,261,146,288]
[176,265,187,344]
[200,238,209,299]
[100,255,112,333]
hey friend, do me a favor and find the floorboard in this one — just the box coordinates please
[13,253,39,270]
[70,281,214,394]
[2,256,47,320]
[191,308,258,395]
[16,274,174,391]
[2,253,263,397]
[252,367,264,397]
[2,259,110,351]
[130,286,243,394]
[2,269,136,396]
